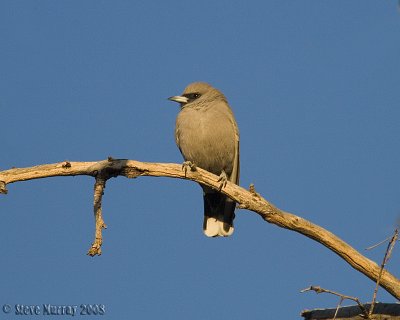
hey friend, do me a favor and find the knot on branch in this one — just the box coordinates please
[301,285,324,294]
[249,183,261,198]
[90,158,125,179]
[62,161,71,169]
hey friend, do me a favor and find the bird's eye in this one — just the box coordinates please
[183,93,201,101]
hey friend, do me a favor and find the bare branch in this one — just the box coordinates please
[332,297,344,320]
[1,159,400,299]
[365,235,393,251]
[87,176,108,256]
[0,180,7,194]
[369,229,399,317]
[301,286,370,319]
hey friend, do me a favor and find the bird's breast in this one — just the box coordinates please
[175,107,236,176]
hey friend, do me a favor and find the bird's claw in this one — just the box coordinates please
[218,171,228,191]
[182,161,197,176]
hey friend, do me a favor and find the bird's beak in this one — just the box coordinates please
[168,95,189,104]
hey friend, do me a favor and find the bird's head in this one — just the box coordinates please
[168,82,226,108]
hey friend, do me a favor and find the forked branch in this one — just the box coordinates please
[301,286,370,319]
[0,159,399,299]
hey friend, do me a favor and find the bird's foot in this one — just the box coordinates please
[217,170,228,190]
[182,161,197,176]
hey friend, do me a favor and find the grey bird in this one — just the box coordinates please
[169,82,240,237]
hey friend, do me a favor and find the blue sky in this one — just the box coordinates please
[1,1,399,319]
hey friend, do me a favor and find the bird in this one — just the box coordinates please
[168,82,240,237]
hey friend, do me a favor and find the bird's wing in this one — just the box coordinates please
[229,116,240,185]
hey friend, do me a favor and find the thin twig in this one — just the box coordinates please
[301,286,370,319]
[366,236,392,251]
[332,297,344,320]
[369,229,399,317]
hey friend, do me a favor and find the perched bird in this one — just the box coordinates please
[169,82,240,237]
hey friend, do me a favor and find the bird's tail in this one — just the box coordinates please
[202,191,235,237]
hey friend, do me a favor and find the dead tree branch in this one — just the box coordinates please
[0,159,400,299]
[301,286,370,319]
[87,175,108,256]
[369,229,399,317]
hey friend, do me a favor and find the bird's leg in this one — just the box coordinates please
[182,161,197,176]
[217,170,228,191]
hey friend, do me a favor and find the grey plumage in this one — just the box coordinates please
[169,82,240,237]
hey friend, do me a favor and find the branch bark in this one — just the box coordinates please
[0,159,399,299]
